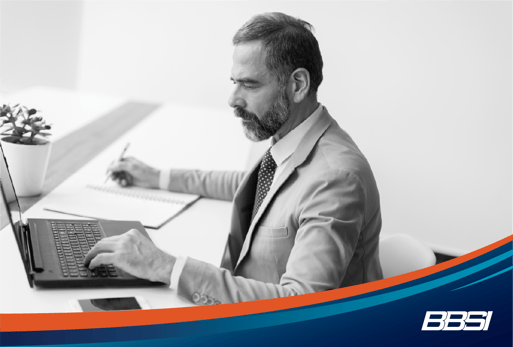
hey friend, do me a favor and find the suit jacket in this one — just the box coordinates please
[167,107,383,304]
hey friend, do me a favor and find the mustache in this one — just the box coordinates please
[234,106,257,121]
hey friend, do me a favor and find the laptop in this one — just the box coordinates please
[0,144,164,288]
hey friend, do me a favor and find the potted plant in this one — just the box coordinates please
[0,104,52,197]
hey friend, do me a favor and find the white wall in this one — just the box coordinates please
[2,1,511,255]
[77,1,511,255]
[0,0,83,93]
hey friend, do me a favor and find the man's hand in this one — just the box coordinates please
[107,157,160,188]
[84,229,175,285]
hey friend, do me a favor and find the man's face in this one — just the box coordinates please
[228,41,290,142]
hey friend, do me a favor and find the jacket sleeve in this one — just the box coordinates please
[166,169,246,201]
[176,170,368,304]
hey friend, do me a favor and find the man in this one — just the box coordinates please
[85,12,383,304]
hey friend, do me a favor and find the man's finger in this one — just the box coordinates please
[84,238,119,265]
[88,253,115,270]
[108,160,132,174]
[110,171,132,187]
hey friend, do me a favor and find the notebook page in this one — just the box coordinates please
[43,184,200,229]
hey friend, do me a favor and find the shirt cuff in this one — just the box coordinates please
[169,255,187,291]
[159,168,171,190]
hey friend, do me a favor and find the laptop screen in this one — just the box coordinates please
[0,144,22,229]
[0,173,21,237]
[0,143,34,287]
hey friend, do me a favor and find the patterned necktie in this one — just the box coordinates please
[251,148,277,221]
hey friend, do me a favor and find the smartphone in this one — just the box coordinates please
[69,296,150,312]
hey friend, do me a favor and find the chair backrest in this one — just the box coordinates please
[379,234,436,279]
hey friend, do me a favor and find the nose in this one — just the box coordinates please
[228,85,245,109]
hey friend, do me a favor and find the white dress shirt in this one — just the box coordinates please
[166,103,324,291]
[270,103,323,187]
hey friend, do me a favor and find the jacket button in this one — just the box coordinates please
[192,293,201,303]
[214,300,221,305]
[206,297,214,305]
[200,294,208,305]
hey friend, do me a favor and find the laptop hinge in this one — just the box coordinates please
[15,222,35,288]
[25,223,45,272]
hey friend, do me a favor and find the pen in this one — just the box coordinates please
[104,142,131,184]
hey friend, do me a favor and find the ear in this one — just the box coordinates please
[289,68,311,103]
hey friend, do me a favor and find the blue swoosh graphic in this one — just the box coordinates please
[452,265,513,291]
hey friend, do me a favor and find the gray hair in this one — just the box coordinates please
[233,12,323,96]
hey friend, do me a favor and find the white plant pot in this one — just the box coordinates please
[0,137,52,197]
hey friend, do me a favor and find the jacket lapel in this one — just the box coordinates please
[234,107,334,269]
[222,158,261,270]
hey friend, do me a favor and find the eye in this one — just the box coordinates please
[230,79,258,90]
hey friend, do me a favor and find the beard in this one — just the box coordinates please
[234,88,290,142]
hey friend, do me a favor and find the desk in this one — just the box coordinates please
[0,87,254,313]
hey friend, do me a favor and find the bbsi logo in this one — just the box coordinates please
[422,311,493,331]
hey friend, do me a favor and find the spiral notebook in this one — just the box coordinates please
[44,184,200,229]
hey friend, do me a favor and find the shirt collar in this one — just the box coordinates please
[270,103,323,166]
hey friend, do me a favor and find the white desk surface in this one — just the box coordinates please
[0,88,253,313]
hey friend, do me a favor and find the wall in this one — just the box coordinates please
[1,1,511,255]
[0,0,83,93]
[76,1,511,255]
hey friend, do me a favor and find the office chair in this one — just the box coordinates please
[379,234,437,279]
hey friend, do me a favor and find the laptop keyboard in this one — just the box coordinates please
[51,221,119,278]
